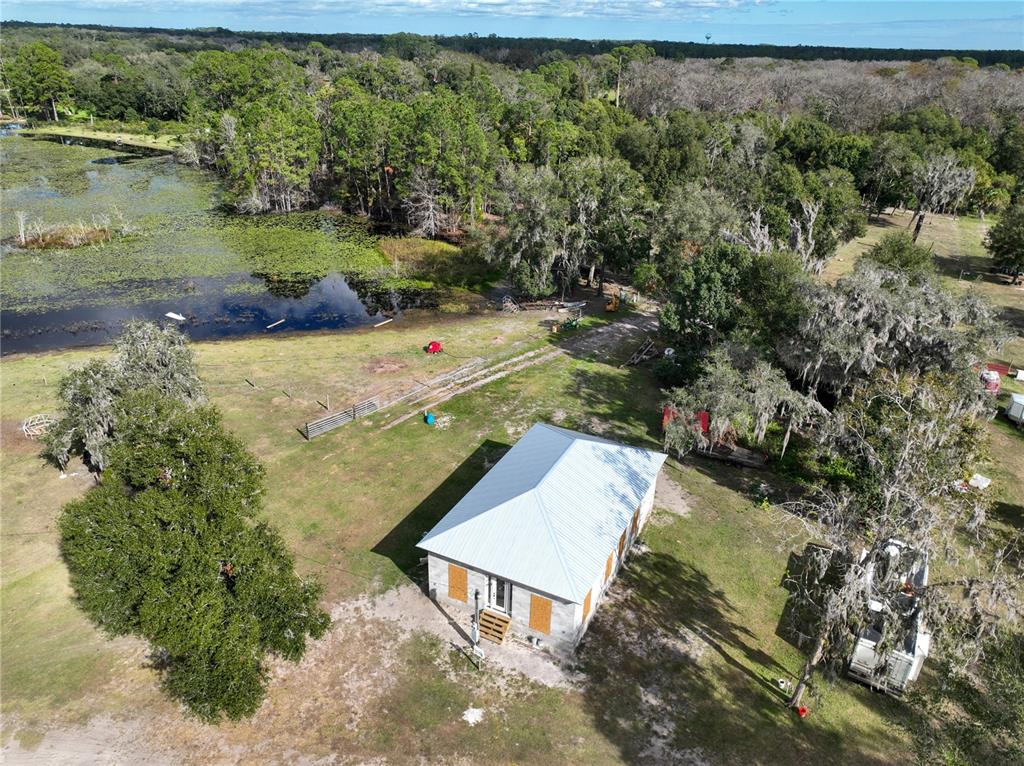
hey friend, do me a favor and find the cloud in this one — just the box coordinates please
[10,0,768,21]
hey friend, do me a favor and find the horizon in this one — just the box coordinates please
[3,1,1023,51]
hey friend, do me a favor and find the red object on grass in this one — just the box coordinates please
[426,341,442,354]
[797,706,808,718]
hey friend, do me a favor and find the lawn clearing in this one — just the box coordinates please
[1,300,998,764]
[20,125,179,152]
[829,210,1024,365]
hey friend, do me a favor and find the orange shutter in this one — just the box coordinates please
[448,563,468,602]
[631,507,640,536]
[583,589,592,620]
[618,531,626,557]
[530,594,552,634]
[605,553,613,582]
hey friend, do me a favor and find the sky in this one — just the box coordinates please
[3,1,1023,51]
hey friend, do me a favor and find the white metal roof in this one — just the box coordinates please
[418,423,667,603]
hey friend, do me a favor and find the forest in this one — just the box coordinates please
[3,22,1022,297]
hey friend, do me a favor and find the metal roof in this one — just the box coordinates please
[418,423,667,603]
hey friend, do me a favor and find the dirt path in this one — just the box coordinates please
[381,312,658,429]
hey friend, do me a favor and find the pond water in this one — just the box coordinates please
[0,135,427,355]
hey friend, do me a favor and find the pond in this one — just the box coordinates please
[0,135,430,355]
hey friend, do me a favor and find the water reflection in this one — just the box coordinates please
[1,273,435,355]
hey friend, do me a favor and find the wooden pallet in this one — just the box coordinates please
[478,610,512,644]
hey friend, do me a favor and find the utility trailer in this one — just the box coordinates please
[846,541,931,697]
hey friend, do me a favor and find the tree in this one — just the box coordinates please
[910,629,1024,766]
[781,372,1019,709]
[44,322,204,471]
[658,240,753,345]
[910,152,976,230]
[862,230,935,282]
[491,163,569,296]
[652,183,739,262]
[59,390,329,721]
[778,262,1006,393]
[663,345,822,459]
[404,166,450,237]
[985,203,1024,284]
[224,96,321,213]
[9,42,70,120]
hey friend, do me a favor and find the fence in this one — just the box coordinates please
[303,397,379,440]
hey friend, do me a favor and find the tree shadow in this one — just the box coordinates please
[371,439,510,581]
[560,365,664,447]
[578,548,907,765]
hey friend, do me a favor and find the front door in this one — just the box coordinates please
[487,576,512,614]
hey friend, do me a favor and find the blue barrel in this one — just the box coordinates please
[424,412,436,426]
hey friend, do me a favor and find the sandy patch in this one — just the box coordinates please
[335,584,580,690]
[653,473,693,521]
[363,357,408,375]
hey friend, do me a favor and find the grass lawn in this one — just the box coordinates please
[829,210,1024,365]
[1,305,921,764]
[20,125,178,152]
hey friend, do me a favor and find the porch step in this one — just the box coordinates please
[478,610,512,644]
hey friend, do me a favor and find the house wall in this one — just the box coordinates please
[572,478,658,644]
[427,553,578,650]
[425,471,661,653]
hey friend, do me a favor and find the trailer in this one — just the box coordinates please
[847,541,931,697]
[1006,393,1024,425]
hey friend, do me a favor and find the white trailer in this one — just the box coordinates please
[847,542,931,697]
[1006,393,1024,425]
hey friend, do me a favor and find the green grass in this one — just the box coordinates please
[828,211,1024,367]
[1,307,924,764]
[20,124,179,151]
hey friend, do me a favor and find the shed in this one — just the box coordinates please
[419,423,666,651]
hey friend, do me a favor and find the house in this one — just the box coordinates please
[418,423,667,652]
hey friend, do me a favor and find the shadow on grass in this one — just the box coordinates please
[578,548,907,765]
[371,439,510,581]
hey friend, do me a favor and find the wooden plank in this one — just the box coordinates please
[529,594,552,634]
[448,563,468,602]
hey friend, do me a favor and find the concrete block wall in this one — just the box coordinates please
[427,552,579,652]
[573,476,659,645]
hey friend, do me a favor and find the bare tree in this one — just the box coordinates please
[723,208,774,257]
[789,199,824,273]
[15,211,28,245]
[404,167,449,238]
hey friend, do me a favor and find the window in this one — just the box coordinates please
[530,594,552,634]
[618,530,626,557]
[605,553,613,582]
[448,563,468,602]
[583,589,592,620]
[631,507,640,536]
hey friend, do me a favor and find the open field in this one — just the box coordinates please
[830,210,1024,365]
[3,303,914,766]
[19,125,179,152]
[1,215,1020,765]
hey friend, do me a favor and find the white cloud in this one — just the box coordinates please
[12,0,765,21]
